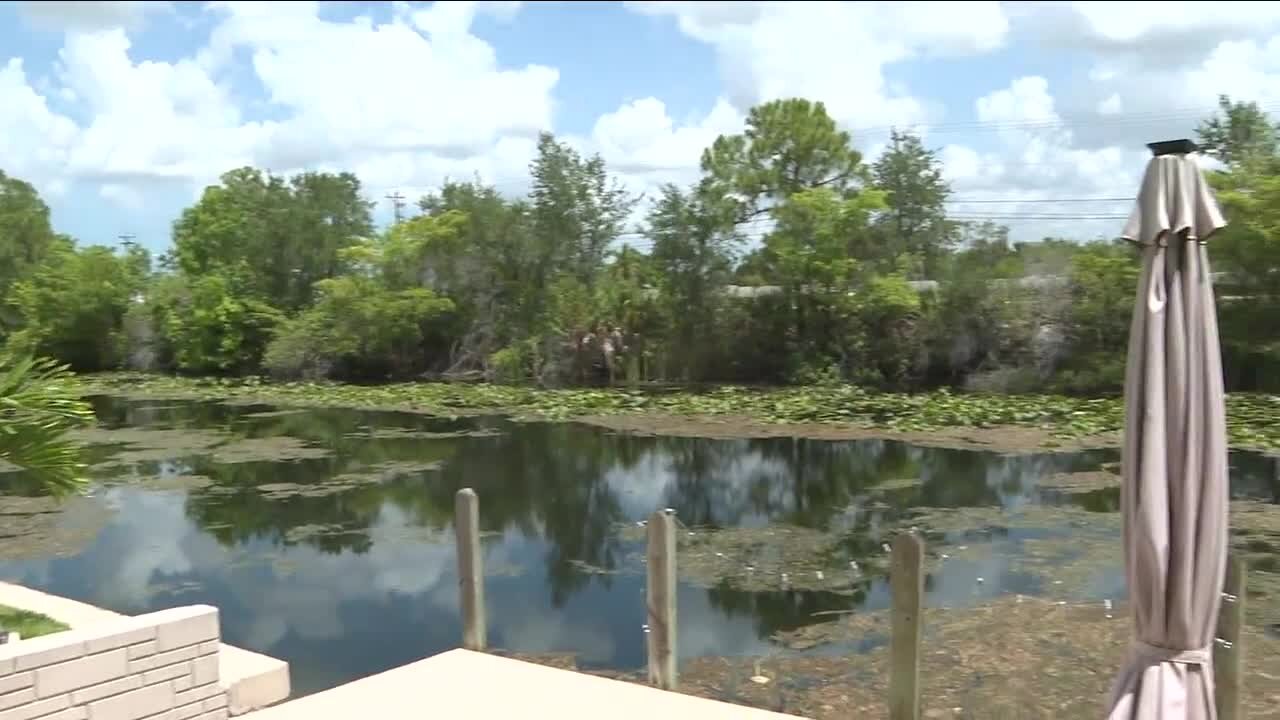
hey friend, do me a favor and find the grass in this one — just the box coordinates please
[77,371,1280,451]
[0,604,69,639]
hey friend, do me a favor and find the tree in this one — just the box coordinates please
[0,353,94,496]
[1197,96,1280,390]
[765,187,885,378]
[1053,241,1141,394]
[7,240,150,370]
[171,167,374,313]
[1196,95,1279,170]
[700,99,885,380]
[1205,165,1280,390]
[523,134,635,380]
[924,222,1047,389]
[0,170,58,334]
[701,98,868,223]
[529,133,634,290]
[156,274,284,374]
[870,130,954,277]
[419,181,535,374]
[646,183,738,379]
[264,276,456,380]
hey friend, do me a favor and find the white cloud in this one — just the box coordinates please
[16,1,172,32]
[0,1,557,209]
[56,29,268,186]
[1097,93,1123,115]
[626,1,1011,130]
[99,182,143,209]
[200,1,555,166]
[945,75,1143,241]
[3,0,1277,246]
[1063,1,1280,47]
[0,59,79,191]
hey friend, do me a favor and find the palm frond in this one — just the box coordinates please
[0,351,95,496]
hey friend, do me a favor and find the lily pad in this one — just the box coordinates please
[341,427,502,440]
[70,426,230,463]
[1038,471,1120,494]
[209,436,332,463]
[615,522,878,593]
[0,494,113,562]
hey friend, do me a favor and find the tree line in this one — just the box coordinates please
[2,96,1278,395]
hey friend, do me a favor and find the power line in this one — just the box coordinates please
[847,102,1280,137]
[945,196,1135,204]
[947,214,1129,220]
[365,99,1262,201]
[385,191,407,224]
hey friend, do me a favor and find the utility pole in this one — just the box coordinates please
[118,233,137,250]
[385,191,406,225]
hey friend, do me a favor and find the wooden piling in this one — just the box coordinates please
[1215,554,1246,720]
[646,508,678,690]
[889,532,924,720]
[455,488,486,651]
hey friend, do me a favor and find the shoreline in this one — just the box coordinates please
[75,373,1280,454]
[572,412,1121,454]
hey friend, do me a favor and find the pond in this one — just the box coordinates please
[2,395,1278,716]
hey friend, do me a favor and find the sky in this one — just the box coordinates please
[3,0,1280,256]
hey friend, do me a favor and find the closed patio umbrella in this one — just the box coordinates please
[1105,139,1230,720]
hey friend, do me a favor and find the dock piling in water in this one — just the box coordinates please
[455,487,486,651]
[889,532,924,720]
[646,508,678,690]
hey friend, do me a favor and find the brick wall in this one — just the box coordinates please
[0,605,228,720]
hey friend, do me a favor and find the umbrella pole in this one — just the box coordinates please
[1214,554,1247,720]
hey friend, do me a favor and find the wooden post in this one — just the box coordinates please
[646,508,678,690]
[1215,554,1246,720]
[889,532,924,720]
[455,488,486,651]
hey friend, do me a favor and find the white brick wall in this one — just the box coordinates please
[0,606,230,720]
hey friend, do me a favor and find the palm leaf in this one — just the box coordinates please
[0,351,94,496]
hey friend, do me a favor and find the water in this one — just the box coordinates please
[1,395,1276,697]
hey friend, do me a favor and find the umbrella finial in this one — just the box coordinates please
[1147,139,1198,156]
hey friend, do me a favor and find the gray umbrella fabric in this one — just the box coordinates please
[1105,150,1229,720]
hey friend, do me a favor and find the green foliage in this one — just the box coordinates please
[1207,161,1280,391]
[646,184,737,379]
[1049,242,1141,394]
[159,274,285,375]
[264,277,455,380]
[0,353,94,496]
[530,133,636,289]
[1196,95,1280,170]
[852,274,924,386]
[171,167,374,313]
[5,94,1280,398]
[767,187,886,379]
[0,172,60,341]
[7,240,150,371]
[702,98,867,222]
[870,130,954,276]
[488,341,539,385]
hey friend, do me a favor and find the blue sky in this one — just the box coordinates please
[3,1,1279,254]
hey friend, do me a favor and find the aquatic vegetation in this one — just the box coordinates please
[207,436,332,464]
[1037,471,1119,494]
[70,426,230,463]
[0,494,113,562]
[689,596,1280,720]
[615,522,874,593]
[77,373,1280,452]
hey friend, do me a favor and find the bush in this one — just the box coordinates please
[487,341,538,384]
